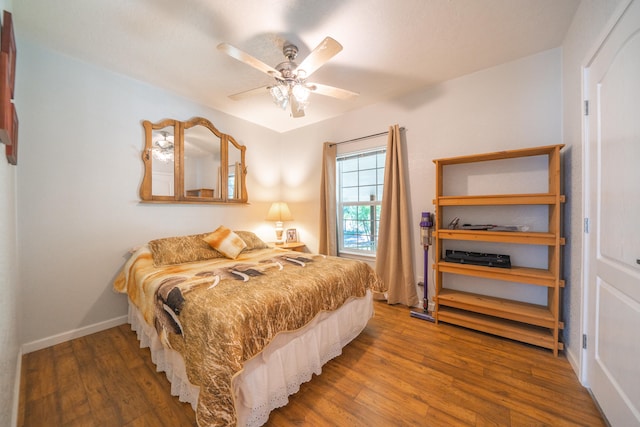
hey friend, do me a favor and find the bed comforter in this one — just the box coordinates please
[114,245,383,426]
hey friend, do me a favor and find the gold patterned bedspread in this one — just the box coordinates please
[113,246,383,426]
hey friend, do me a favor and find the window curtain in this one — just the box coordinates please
[318,142,337,256]
[375,125,418,306]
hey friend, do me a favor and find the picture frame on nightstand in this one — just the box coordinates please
[286,228,298,243]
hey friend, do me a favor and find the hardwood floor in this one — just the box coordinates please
[19,301,605,426]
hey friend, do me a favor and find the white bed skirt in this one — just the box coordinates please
[128,290,373,427]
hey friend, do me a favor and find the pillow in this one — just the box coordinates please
[203,226,247,259]
[148,233,223,266]
[234,230,270,251]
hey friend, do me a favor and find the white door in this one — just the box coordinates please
[585,0,640,425]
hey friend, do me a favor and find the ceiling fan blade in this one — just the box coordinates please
[290,97,305,118]
[228,85,269,101]
[217,43,281,77]
[295,37,343,78]
[309,83,359,100]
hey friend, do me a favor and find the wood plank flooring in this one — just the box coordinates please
[19,301,605,426]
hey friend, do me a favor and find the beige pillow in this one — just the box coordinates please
[203,226,247,259]
[148,233,222,266]
[234,230,270,251]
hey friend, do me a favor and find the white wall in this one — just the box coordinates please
[280,47,562,305]
[0,141,18,427]
[0,3,20,426]
[16,39,282,347]
[560,0,627,378]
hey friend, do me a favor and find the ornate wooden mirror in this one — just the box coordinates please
[140,117,247,203]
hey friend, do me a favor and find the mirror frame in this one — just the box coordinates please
[140,117,248,204]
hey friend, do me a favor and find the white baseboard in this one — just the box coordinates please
[565,344,583,384]
[11,347,22,427]
[22,315,128,354]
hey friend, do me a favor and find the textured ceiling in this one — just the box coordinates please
[14,0,580,133]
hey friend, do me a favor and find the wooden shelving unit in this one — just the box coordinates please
[433,144,565,355]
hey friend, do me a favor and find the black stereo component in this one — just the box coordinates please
[444,250,511,268]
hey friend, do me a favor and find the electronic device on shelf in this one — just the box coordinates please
[444,250,511,268]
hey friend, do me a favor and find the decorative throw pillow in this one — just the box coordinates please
[203,226,247,259]
[148,233,223,266]
[234,230,270,251]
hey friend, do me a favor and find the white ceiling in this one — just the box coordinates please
[14,0,580,133]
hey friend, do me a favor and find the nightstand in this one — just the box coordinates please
[275,242,306,252]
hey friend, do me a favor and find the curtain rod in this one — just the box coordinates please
[330,127,405,146]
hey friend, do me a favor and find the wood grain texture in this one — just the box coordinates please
[19,301,604,426]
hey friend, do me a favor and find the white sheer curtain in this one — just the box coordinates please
[318,142,337,256]
[375,125,418,306]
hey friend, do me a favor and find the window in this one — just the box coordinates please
[337,148,386,255]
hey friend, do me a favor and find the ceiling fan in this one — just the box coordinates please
[217,37,358,118]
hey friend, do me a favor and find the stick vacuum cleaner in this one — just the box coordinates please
[410,212,435,322]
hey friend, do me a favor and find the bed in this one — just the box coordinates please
[113,227,383,426]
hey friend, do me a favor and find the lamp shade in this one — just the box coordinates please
[266,202,293,221]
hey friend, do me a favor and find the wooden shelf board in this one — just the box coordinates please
[436,261,562,287]
[436,229,565,245]
[436,289,559,328]
[432,144,565,165]
[437,307,563,352]
[435,193,565,206]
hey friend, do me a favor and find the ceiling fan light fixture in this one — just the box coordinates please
[155,132,173,149]
[152,131,174,163]
[270,84,289,110]
[292,83,310,103]
[153,148,174,163]
[294,100,308,113]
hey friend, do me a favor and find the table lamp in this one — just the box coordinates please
[266,202,293,244]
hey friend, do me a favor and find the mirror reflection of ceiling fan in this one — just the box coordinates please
[217,37,359,118]
[152,131,174,162]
